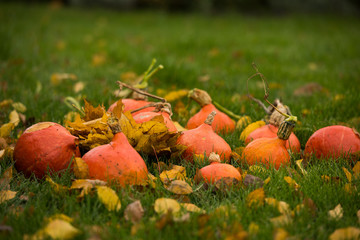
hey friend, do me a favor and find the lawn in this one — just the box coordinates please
[1,3,360,240]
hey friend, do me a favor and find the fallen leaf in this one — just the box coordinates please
[293,82,326,97]
[357,210,360,223]
[0,190,16,203]
[329,227,360,240]
[12,102,26,113]
[273,228,289,240]
[295,159,307,175]
[198,75,210,82]
[270,214,292,227]
[240,121,266,141]
[160,165,186,184]
[343,167,352,182]
[0,123,15,138]
[32,219,80,240]
[302,198,317,217]
[165,180,193,195]
[51,73,77,85]
[124,200,144,224]
[353,161,360,180]
[264,177,271,185]
[155,211,174,230]
[73,157,89,179]
[248,222,259,236]
[164,89,189,102]
[208,48,219,57]
[214,177,240,191]
[246,188,265,208]
[243,174,264,188]
[9,110,20,126]
[328,204,343,220]
[92,53,106,66]
[0,167,13,189]
[0,225,13,233]
[46,214,74,223]
[173,122,187,132]
[173,212,191,223]
[180,203,205,213]
[154,198,181,215]
[74,82,85,93]
[46,176,68,194]
[284,176,300,191]
[96,186,121,211]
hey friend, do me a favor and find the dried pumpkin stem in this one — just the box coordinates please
[188,88,212,107]
[107,115,122,135]
[213,101,242,120]
[117,81,166,102]
[204,111,217,125]
[247,95,271,115]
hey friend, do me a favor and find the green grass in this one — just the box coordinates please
[1,3,360,240]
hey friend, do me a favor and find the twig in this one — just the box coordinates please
[247,95,271,115]
[117,81,166,102]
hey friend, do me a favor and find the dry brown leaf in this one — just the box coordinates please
[165,180,193,195]
[246,188,265,208]
[293,82,325,97]
[154,198,181,215]
[124,200,144,224]
[243,174,264,188]
[303,198,317,217]
[96,186,121,212]
[329,204,343,220]
[0,190,16,203]
[329,227,360,240]
[73,157,89,179]
[0,167,13,189]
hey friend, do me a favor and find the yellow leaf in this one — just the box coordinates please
[270,214,292,227]
[51,73,77,85]
[92,53,106,66]
[246,188,265,208]
[329,227,360,240]
[240,121,266,141]
[295,159,307,175]
[165,180,193,195]
[154,198,181,215]
[249,165,266,173]
[343,167,352,183]
[46,214,74,223]
[236,116,252,130]
[273,228,289,240]
[265,198,291,215]
[0,99,13,109]
[264,177,271,185]
[0,190,16,203]
[46,176,68,194]
[74,81,85,93]
[0,123,15,138]
[96,186,121,211]
[160,165,186,184]
[146,173,157,188]
[0,167,13,189]
[328,204,343,220]
[173,121,187,132]
[83,99,106,122]
[9,110,20,127]
[344,183,354,194]
[353,161,360,180]
[180,203,205,213]
[248,222,259,236]
[164,89,189,102]
[12,102,27,113]
[73,157,89,179]
[284,176,300,191]
[43,219,80,240]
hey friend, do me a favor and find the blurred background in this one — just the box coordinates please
[3,0,360,14]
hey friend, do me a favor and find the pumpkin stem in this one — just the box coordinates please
[209,152,221,164]
[188,88,212,107]
[213,101,242,121]
[130,102,173,117]
[277,120,296,140]
[117,81,166,102]
[204,111,217,125]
